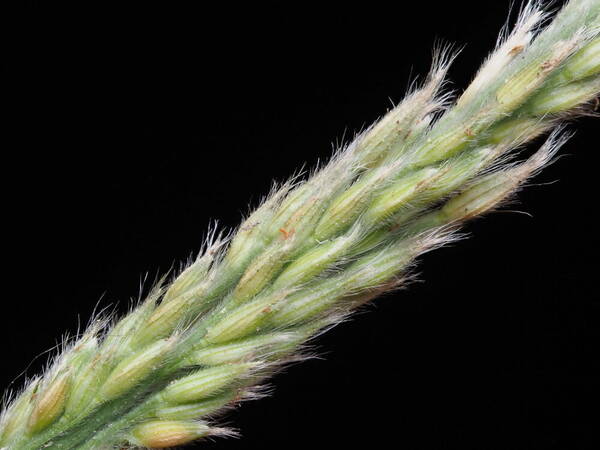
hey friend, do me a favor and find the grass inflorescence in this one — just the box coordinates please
[1,0,599,448]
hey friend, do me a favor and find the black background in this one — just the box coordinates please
[3,1,599,449]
